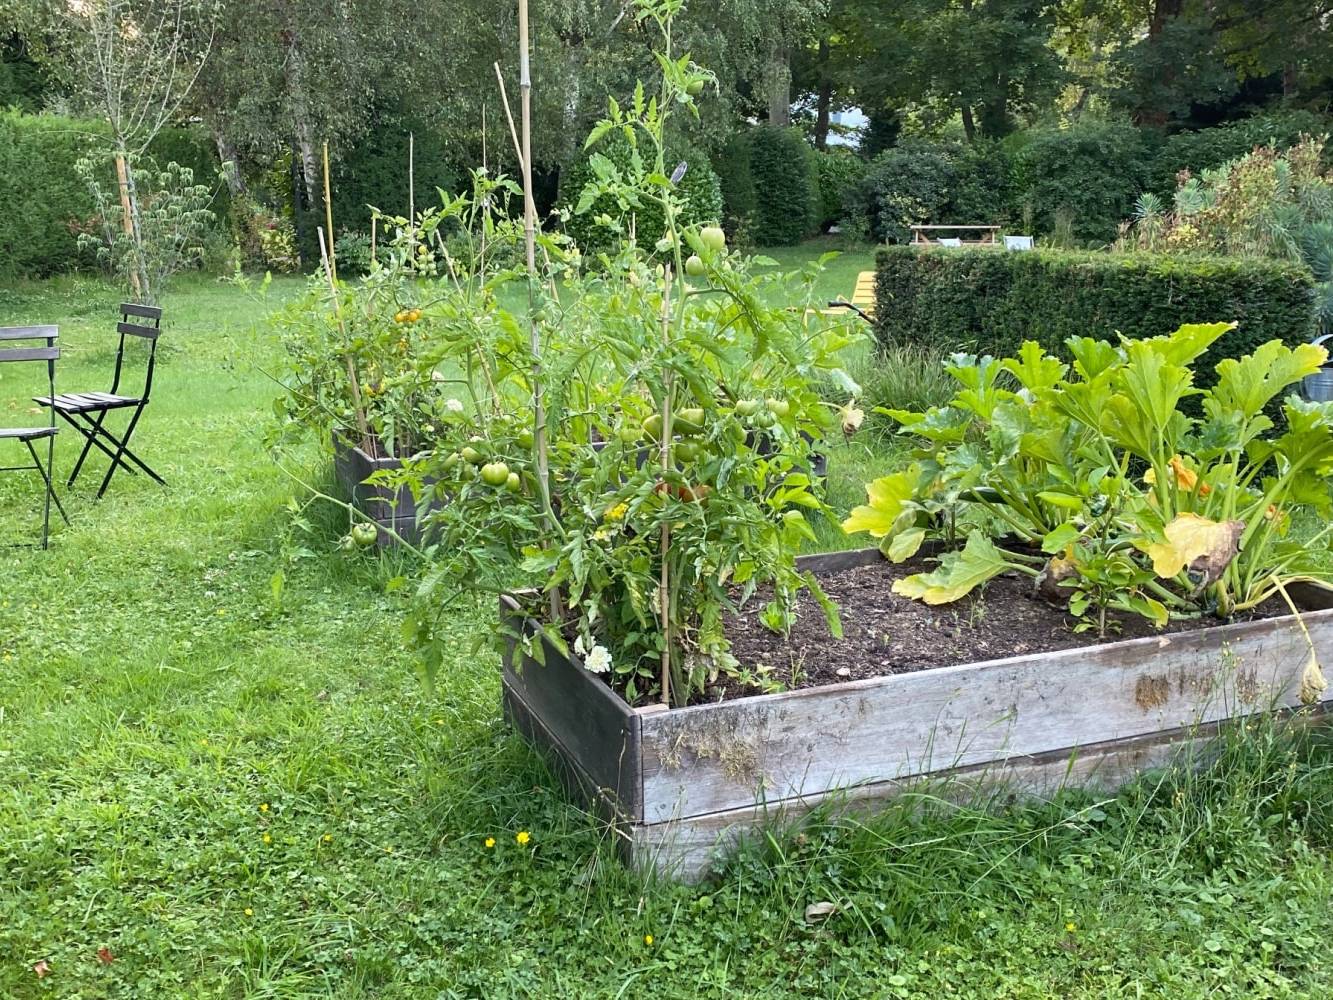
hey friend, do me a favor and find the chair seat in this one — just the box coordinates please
[0,425,57,440]
[34,391,141,414]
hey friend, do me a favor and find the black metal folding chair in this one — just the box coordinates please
[1,325,69,549]
[36,303,166,500]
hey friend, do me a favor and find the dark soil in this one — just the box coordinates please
[717,556,1287,702]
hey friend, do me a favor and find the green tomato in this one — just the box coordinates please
[642,413,664,442]
[505,472,522,493]
[752,409,777,429]
[517,428,534,449]
[685,254,706,277]
[674,440,702,463]
[618,423,643,444]
[480,462,510,487]
[351,522,379,548]
[676,407,706,435]
[685,78,704,97]
[700,226,726,252]
[442,451,462,470]
[460,446,483,465]
[733,398,760,417]
[766,398,793,419]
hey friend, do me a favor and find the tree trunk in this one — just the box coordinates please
[281,24,318,197]
[813,38,832,149]
[214,130,247,197]
[767,42,791,127]
[960,103,976,142]
[1137,0,1185,127]
[118,149,153,303]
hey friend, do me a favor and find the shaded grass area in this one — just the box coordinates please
[1,264,1332,997]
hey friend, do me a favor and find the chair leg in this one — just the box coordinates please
[96,404,163,499]
[61,410,141,484]
[65,408,108,488]
[23,438,67,548]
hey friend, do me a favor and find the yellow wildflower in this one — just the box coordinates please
[262,833,271,845]
[1065,922,1077,933]
[604,502,629,522]
[484,837,496,849]
[644,934,654,946]
[259,803,269,813]
[515,831,531,846]
[244,908,254,917]
[323,834,333,843]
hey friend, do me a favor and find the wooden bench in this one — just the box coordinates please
[812,270,876,324]
[911,225,1000,247]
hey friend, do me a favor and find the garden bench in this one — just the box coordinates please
[35,303,167,499]
[1,325,69,548]
[911,224,1000,246]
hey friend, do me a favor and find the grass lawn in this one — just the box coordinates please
[2,257,1332,997]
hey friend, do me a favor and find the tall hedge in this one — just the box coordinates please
[745,126,819,246]
[874,246,1316,382]
[332,120,460,234]
[0,113,223,278]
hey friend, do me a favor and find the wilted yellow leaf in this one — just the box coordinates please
[1300,652,1328,706]
[1145,514,1244,582]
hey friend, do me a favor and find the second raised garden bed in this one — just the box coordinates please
[502,547,1333,881]
[332,434,440,546]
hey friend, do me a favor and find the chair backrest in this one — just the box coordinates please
[937,237,962,248]
[112,303,162,397]
[0,326,59,425]
[1005,235,1034,251]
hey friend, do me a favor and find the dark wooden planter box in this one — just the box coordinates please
[332,434,440,546]
[502,547,1333,881]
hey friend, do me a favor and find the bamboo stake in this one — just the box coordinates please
[321,141,337,285]
[370,214,376,267]
[512,0,558,624]
[408,131,416,258]
[658,266,674,707]
[316,227,369,450]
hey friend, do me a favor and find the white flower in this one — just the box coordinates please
[573,634,587,657]
[584,643,613,675]
[444,398,465,414]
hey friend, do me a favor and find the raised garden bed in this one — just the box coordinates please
[332,433,439,546]
[502,547,1333,881]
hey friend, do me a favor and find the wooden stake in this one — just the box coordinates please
[316,227,369,451]
[321,141,337,285]
[659,266,674,707]
[370,214,376,267]
[513,0,558,624]
[408,131,416,258]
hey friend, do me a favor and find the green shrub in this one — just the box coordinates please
[843,141,957,244]
[1151,111,1328,195]
[841,139,1015,244]
[1010,122,1152,245]
[873,246,1315,382]
[0,112,222,278]
[559,134,722,254]
[813,148,866,233]
[746,126,819,246]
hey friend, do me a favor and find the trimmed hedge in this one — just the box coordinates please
[874,246,1316,382]
[0,112,223,278]
[725,125,815,246]
[332,120,460,234]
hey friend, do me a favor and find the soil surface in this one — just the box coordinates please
[716,555,1287,703]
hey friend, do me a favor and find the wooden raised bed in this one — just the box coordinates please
[332,434,439,546]
[502,548,1333,881]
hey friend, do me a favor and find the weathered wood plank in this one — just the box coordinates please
[639,610,1333,823]
[501,599,643,822]
[630,715,1325,882]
